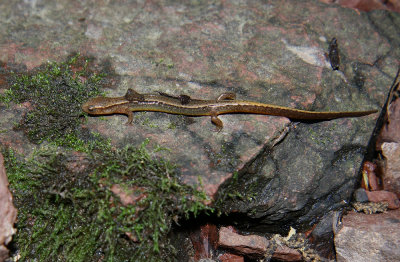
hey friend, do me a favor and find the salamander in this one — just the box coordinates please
[82,88,377,130]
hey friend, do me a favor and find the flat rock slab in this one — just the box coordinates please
[381,142,400,197]
[0,1,399,226]
[335,209,400,262]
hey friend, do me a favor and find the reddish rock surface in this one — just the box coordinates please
[189,224,219,260]
[217,226,302,260]
[375,85,400,198]
[273,245,303,262]
[218,252,244,262]
[365,190,400,209]
[334,209,400,262]
[381,142,400,198]
[110,184,147,206]
[218,226,270,257]
[377,95,400,147]
[0,153,17,261]
[319,0,400,12]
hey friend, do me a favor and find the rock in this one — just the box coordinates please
[189,224,218,260]
[1,1,392,231]
[318,0,400,12]
[0,246,10,262]
[308,211,341,259]
[217,226,302,261]
[377,99,400,148]
[353,188,369,203]
[0,153,17,261]
[218,226,270,258]
[0,0,398,261]
[217,253,244,262]
[365,190,400,209]
[334,209,400,262]
[381,142,400,197]
[110,184,147,206]
[273,245,303,262]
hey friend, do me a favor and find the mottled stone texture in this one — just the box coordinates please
[335,209,400,262]
[381,142,400,197]
[218,226,302,261]
[0,1,399,228]
[218,226,270,257]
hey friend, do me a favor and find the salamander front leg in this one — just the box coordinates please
[126,111,134,125]
[118,108,134,125]
[211,115,223,132]
[216,92,236,101]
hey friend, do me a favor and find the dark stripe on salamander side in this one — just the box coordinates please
[128,100,377,120]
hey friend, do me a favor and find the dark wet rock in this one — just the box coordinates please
[308,211,340,259]
[0,153,17,261]
[354,188,369,202]
[334,209,400,262]
[215,115,379,230]
[0,0,398,232]
[170,230,196,262]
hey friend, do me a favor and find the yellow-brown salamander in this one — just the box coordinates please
[82,88,377,130]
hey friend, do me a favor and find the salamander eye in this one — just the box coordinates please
[87,106,94,112]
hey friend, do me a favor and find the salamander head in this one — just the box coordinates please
[82,96,128,115]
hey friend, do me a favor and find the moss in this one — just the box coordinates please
[152,58,174,69]
[214,171,259,215]
[1,55,213,261]
[213,171,245,215]
[167,122,177,130]
[0,56,213,261]
[51,131,112,154]
[3,138,212,262]
[0,53,104,144]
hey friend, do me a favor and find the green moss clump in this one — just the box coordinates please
[3,138,212,262]
[0,54,103,143]
[94,139,213,259]
[214,171,259,216]
[1,55,213,261]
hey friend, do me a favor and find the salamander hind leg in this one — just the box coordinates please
[216,92,236,101]
[211,115,223,132]
[118,108,134,125]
